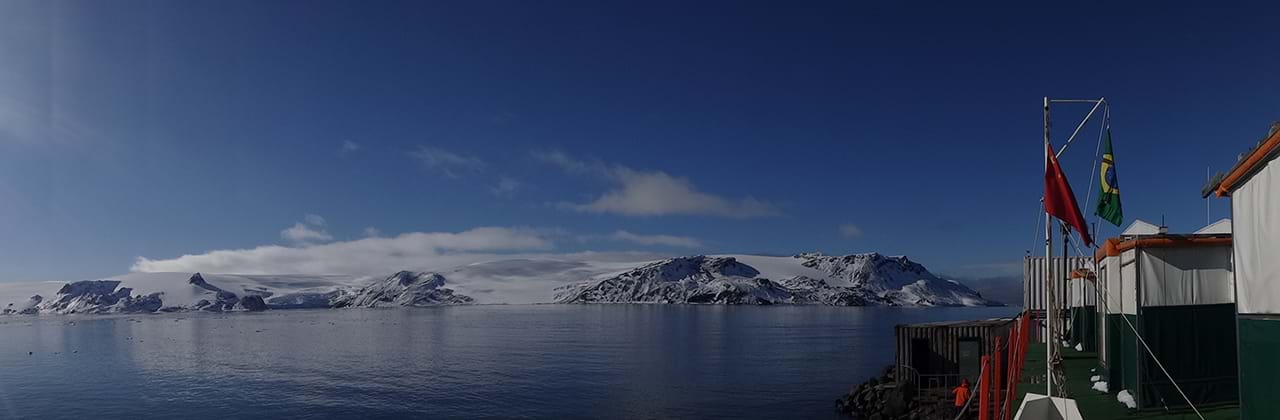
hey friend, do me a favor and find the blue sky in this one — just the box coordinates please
[1,1,1277,282]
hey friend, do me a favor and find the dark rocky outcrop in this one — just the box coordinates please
[188,273,246,312]
[237,295,268,312]
[835,365,960,420]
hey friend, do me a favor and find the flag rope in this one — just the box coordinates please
[1080,105,1110,228]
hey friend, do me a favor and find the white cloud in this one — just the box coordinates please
[362,227,381,238]
[281,223,333,244]
[610,230,703,248]
[341,140,360,153]
[133,227,556,275]
[280,214,332,244]
[838,223,863,238]
[303,214,325,226]
[536,151,777,219]
[410,146,486,178]
[491,177,522,197]
[573,168,776,218]
[531,150,600,174]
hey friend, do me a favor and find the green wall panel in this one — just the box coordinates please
[1106,314,1138,393]
[1239,316,1280,420]
[1137,304,1238,409]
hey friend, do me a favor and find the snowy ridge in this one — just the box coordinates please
[556,253,991,306]
[0,271,473,315]
[0,252,993,315]
[333,271,474,307]
[552,256,801,305]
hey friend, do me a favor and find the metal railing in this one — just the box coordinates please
[897,365,971,397]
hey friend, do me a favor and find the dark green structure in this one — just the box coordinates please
[1236,317,1280,419]
[1069,306,1097,352]
[1095,234,1236,410]
[1212,125,1280,419]
[1067,270,1098,352]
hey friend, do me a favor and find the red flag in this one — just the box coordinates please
[1045,144,1094,246]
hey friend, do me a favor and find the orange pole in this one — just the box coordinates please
[1004,329,1016,420]
[994,336,1003,420]
[979,355,991,420]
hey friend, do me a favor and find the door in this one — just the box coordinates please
[911,338,931,374]
[958,338,981,383]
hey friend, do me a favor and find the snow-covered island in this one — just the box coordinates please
[0,253,996,315]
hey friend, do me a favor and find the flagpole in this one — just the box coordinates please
[1043,96,1054,397]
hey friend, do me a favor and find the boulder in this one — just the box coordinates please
[238,295,268,312]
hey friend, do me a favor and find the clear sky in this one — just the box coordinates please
[1,1,1276,282]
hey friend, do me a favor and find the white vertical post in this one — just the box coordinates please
[1043,96,1054,397]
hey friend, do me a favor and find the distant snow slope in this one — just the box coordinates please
[0,253,992,315]
[555,253,991,306]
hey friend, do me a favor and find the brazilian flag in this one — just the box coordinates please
[1095,129,1123,226]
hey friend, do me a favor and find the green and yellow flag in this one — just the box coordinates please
[1095,129,1123,226]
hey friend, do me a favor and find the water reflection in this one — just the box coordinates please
[0,305,1018,418]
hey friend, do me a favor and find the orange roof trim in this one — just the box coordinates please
[1216,127,1280,197]
[1093,238,1121,263]
[1094,236,1230,263]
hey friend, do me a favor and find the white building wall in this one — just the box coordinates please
[1233,157,1280,314]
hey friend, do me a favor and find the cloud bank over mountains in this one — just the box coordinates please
[133,218,695,276]
[133,226,559,275]
[125,148,828,278]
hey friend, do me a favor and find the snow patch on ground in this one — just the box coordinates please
[1117,390,1136,408]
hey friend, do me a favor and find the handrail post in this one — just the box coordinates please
[1003,327,1016,420]
[979,355,991,420]
[994,337,1003,420]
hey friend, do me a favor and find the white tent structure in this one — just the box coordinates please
[1194,218,1231,235]
[1065,268,1097,352]
[1091,226,1235,410]
[1120,219,1162,236]
[1209,122,1280,419]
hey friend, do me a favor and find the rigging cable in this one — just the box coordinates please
[1070,230,1206,420]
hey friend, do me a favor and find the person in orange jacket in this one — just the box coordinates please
[952,378,971,418]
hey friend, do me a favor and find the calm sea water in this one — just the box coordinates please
[0,305,1017,419]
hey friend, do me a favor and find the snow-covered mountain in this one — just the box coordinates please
[555,253,991,306]
[0,271,479,315]
[0,252,992,315]
[333,271,474,307]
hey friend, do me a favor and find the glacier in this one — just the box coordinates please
[0,252,994,315]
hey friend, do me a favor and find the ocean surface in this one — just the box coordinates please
[0,305,1018,419]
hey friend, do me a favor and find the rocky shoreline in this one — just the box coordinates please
[835,366,964,420]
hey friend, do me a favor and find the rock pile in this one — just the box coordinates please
[834,365,962,420]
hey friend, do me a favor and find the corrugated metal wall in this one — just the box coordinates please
[894,320,1015,382]
[1023,256,1091,311]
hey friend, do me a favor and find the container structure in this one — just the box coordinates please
[1211,123,1280,419]
[894,318,1014,391]
[1093,232,1235,410]
[1023,256,1091,342]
